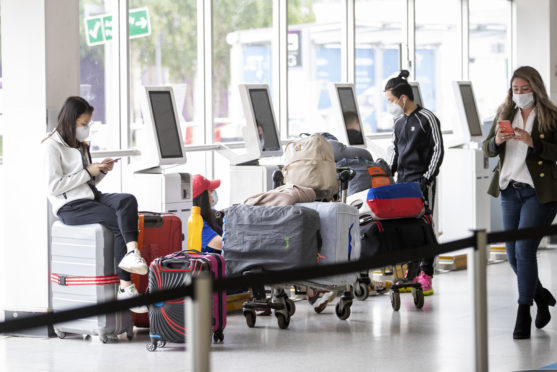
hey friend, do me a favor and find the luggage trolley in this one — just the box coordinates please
[244,167,360,322]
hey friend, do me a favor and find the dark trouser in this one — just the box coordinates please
[407,180,436,278]
[500,185,557,305]
[57,193,139,281]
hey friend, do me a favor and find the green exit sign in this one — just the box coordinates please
[85,7,151,46]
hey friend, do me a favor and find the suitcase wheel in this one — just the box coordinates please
[146,342,157,352]
[54,330,66,339]
[126,328,134,341]
[213,330,224,343]
[99,334,109,344]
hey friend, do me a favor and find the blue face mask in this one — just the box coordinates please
[211,190,218,208]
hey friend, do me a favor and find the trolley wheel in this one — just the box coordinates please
[390,291,401,312]
[276,313,290,329]
[244,310,256,328]
[335,302,351,320]
[354,282,369,301]
[157,340,166,348]
[146,342,157,352]
[55,330,66,339]
[100,335,108,344]
[285,299,296,317]
[213,330,224,343]
[412,287,425,309]
[82,334,91,341]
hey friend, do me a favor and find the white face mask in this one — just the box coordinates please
[210,190,218,208]
[76,126,90,142]
[512,92,535,109]
[388,97,405,117]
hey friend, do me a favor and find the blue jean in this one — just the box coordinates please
[500,185,557,305]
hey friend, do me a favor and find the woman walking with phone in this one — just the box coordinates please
[483,66,557,339]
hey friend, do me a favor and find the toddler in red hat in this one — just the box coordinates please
[192,175,223,253]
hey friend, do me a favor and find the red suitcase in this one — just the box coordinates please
[132,212,183,327]
[146,250,227,351]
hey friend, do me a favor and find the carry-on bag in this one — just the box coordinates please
[359,215,437,258]
[50,222,133,343]
[222,204,321,276]
[297,202,361,285]
[282,134,339,199]
[348,182,425,219]
[336,157,394,196]
[132,212,183,328]
[147,250,226,351]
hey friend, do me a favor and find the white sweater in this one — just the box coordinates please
[42,131,106,215]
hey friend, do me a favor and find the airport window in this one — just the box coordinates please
[129,0,199,146]
[213,0,274,143]
[79,0,120,151]
[287,0,343,138]
[415,0,461,130]
[355,0,405,133]
[469,0,511,125]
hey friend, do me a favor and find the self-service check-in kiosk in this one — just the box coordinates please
[439,81,491,243]
[217,84,283,204]
[129,87,192,249]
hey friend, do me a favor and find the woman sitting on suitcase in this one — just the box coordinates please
[42,96,149,313]
[192,174,223,253]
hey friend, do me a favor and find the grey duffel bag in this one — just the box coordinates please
[222,204,321,276]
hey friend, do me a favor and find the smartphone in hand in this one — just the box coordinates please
[498,120,514,134]
[104,157,121,164]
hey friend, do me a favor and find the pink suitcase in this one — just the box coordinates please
[146,250,226,351]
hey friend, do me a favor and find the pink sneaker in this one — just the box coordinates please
[414,272,434,296]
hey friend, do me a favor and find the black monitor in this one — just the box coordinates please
[457,83,483,137]
[410,82,424,107]
[337,86,365,146]
[148,90,185,159]
[248,89,281,152]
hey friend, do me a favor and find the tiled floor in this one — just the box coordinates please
[1,249,556,372]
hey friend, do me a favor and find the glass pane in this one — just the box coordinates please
[80,0,117,151]
[129,0,198,146]
[288,0,343,138]
[213,0,273,143]
[469,0,510,124]
[415,0,461,130]
[355,0,404,133]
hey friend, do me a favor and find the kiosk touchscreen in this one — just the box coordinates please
[453,81,484,145]
[131,86,191,249]
[135,87,187,172]
[218,84,282,165]
[330,83,367,148]
[409,82,424,107]
[222,84,282,204]
[438,81,490,246]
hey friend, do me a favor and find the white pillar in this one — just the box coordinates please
[514,0,557,100]
[1,0,79,317]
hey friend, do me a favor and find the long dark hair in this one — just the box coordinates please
[384,70,414,101]
[496,66,557,132]
[193,190,222,235]
[42,96,94,147]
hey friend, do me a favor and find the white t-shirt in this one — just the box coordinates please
[499,109,536,189]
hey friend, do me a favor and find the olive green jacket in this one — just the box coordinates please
[482,109,557,203]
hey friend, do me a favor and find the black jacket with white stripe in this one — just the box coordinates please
[389,105,444,185]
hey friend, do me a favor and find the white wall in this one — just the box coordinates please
[0,0,79,312]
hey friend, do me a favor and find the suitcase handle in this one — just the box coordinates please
[138,211,164,228]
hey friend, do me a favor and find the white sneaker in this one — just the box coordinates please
[118,250,148,275]
[117,283,148,313]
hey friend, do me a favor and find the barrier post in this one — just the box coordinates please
[186,273,212,372]
[471,229,489,372]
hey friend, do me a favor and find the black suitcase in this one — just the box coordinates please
[359,215,437,258]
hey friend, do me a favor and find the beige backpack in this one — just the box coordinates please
[282,134,339,199]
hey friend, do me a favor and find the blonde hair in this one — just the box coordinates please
[496,66,557,133]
